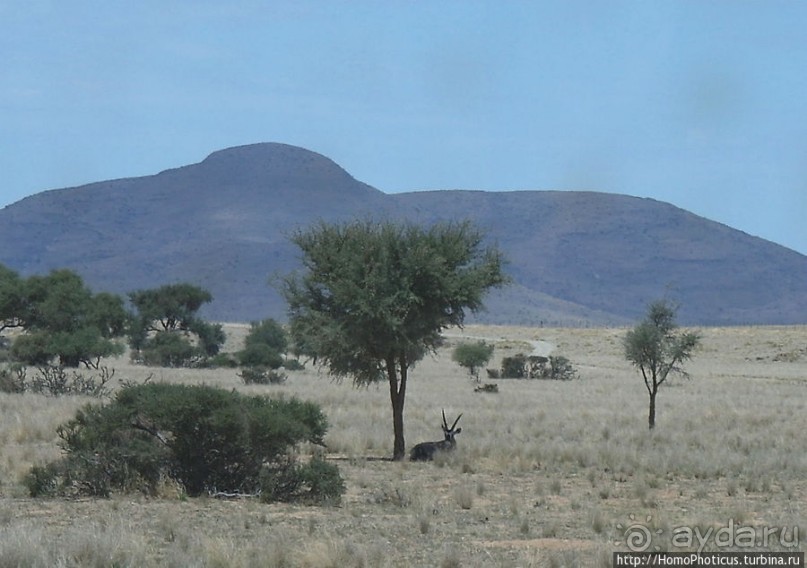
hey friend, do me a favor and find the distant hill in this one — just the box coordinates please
[1,142,805,325]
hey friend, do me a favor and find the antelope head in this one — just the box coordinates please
[410,410,462,462]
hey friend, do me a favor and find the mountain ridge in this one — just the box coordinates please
[1,143,805,326]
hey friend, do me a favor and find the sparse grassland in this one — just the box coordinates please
[1,324,806,566]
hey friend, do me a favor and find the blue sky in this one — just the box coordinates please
[2,1,806,254]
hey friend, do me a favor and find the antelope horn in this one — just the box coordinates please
[450,413,463,430]
[442,409,448,429]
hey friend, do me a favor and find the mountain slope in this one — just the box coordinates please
[1,143,805,325]
[392,189,807,324]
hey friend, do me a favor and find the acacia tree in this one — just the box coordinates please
[624,300,700,429]
[8,269,128,368]
[282,220,507,460]
[128,283,213,333]
[452,341,495,382]
[238,319,288,369]
[128,283,224,365]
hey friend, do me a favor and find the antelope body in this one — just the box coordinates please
[410,410,462,461]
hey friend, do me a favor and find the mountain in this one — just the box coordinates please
[391,189,807,324]
[1,142,805,325]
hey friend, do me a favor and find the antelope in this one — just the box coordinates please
[409,410,462,461]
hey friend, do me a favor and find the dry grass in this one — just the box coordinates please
[1,324,806,566]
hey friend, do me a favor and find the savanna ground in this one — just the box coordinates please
[1,324,806,567]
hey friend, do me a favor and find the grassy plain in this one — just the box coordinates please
[1,324,806,567]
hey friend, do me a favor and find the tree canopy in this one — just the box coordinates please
[282,219,508,459]
[3,267,127,368]
[452,341,495,381]
[624,300,701,429]
[128,283,224,366]
[129,283,212,332]
[238,319,288,369]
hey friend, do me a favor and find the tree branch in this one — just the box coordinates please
[131,417,171,446]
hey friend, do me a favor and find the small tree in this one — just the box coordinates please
[283,220,507,460]
[244,319,288,353]
[237,319,287,369]
[128,283,224,367]
[128,283,212,332]
[188,319,226,357]
[624,300,700,429]
[452,341,494,382]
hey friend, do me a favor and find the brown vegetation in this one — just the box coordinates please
[1,324,805,566]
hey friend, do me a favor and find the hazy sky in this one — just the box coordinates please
[2,1,806,254]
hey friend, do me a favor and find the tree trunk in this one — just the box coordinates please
[648,389,657,430]
[387,354,408,460]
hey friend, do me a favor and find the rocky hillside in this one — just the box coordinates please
[1,143,804,325]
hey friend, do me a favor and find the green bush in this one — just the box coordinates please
[499,354,578,380]
[28,383,342,502]
[259,454,344,505]
[238,343,284,369]
[299,454,345,504]
[244,319,287,353]
[24,463,63,497]
[140,332,197,367]
[204,353,239,368]
[190,320,226,357]
[283,358,305,371]
[237,320,287,370]
[501,354,527,378]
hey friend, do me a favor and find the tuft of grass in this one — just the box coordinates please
[417,514,431,535]
[0,518,151,568]
[453,485,474,510]
[547,549,583,568]
[508,496,521,517]
[543,520,561,538]
[726,479,738,497]
[370,485,413,508]
[440,547,462,568]
[520,516,530,535]
[590,510,607,535]
[296,538,377,568]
